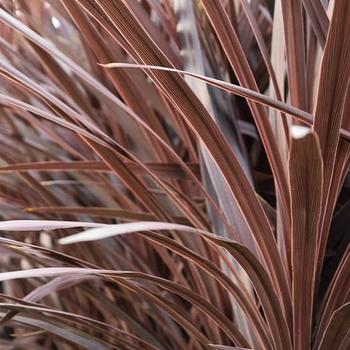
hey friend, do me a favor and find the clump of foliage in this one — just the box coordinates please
[0,0,349,349]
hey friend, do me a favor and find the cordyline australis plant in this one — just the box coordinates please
[0,0,349,349]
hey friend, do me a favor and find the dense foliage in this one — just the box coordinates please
[0,0,349,349]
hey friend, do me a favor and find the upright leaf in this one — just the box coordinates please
[289,129,323,350]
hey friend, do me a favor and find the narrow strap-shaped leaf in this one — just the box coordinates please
[238,0,289,142]
[101,63,324,135]
[26,207,190,225]
[314,246,350,348]
[314,1,350,188]
[289,130,323,350]
[0,160,200,179]
[281,0,308,110]
[0,220,106,231]
[209,346,252,350]
[316,303,350,350]
[301,0,329,47]
[313,0,350,289]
